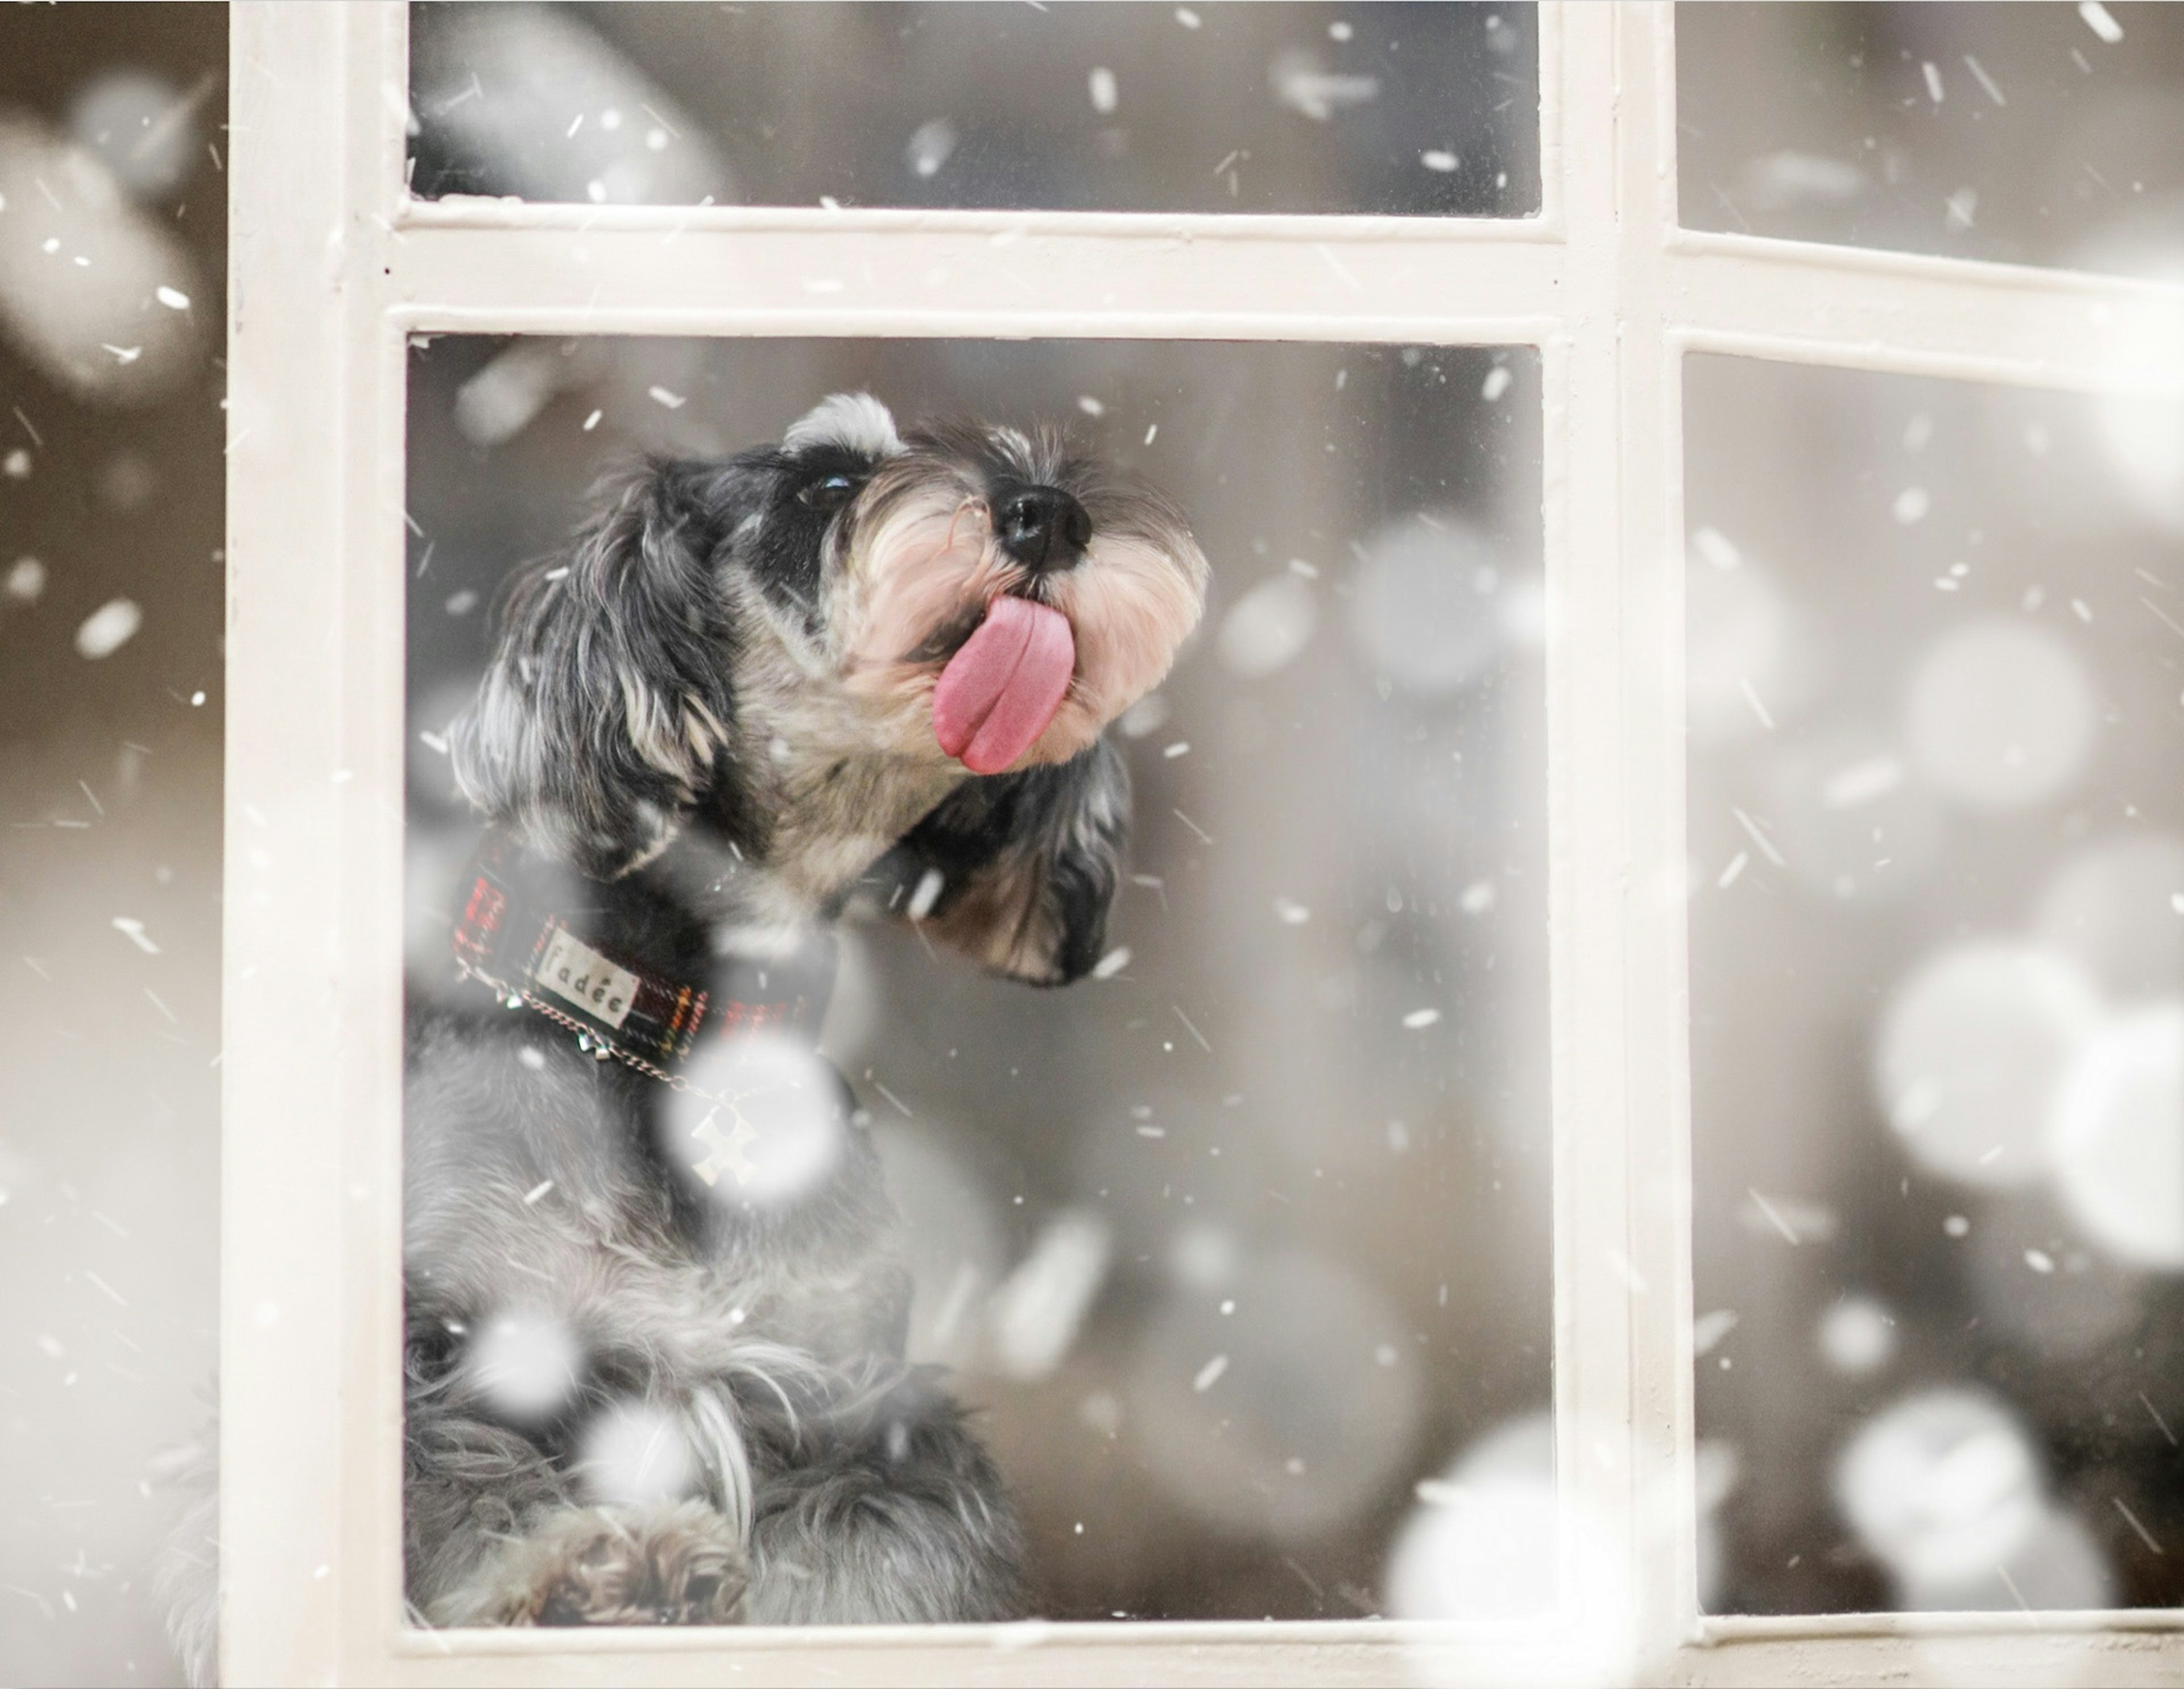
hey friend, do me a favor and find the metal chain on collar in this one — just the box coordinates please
[456,960,734,1104]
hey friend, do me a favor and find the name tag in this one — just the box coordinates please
[533,929,638,1029]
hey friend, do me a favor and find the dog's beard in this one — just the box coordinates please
[841,486,1000,693]
[835,483,1203,772]
[1046,534,1206,732]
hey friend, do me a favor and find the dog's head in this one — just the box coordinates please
[813,398,1206,773]
[452,391,1206,980]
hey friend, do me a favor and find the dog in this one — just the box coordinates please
[164,391,1206,1669]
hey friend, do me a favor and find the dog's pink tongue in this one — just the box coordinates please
[933,595,1076,776]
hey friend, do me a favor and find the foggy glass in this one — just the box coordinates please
[1680,2,2184,281]
[406,2,1540,218]
[403,336,1549,1620]
[1688,353,2184,1615]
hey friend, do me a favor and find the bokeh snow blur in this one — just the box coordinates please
[1685,16,2184,1599]
[577,1398,700,1509]
[662,1032,848,1212]
[34,3,2184,1677]
[1690,342,2184,1616]
[407,1,1540,217]
[465,1310,584,1426]
[0,8,224,1684]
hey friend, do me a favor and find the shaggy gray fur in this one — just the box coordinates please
[395,1020,1024,1629]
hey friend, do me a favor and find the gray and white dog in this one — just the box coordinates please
[166,391,1206,1670]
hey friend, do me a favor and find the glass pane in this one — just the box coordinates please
[1688,352,2184,1615]
[400,337,1549,1625]
[407,2,1539,217]
[1681,1,2184,279]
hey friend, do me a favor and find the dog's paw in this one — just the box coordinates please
[448,1501,747,1627]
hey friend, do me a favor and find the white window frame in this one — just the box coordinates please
[221,4,2184,1683]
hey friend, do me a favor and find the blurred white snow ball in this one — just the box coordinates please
[1450,1408,1554,1487]
[1687,556,1801,743]
[410,3,731,206]
[1834,1388,2045,1592]
[905,118,957,180]
[67,69,198,201]
[2034,833,2184,1000]
[1116,692,1171,739]
[2063,201,2184,530]
[1217,574,1317,679]
[663,1032,843,1210]
[1898,1506,2113,1613]
[578,1398,697,1507]
[2078,243,2184,532]
[454,340,580,448]
[1125,1245,1420,1542]
[1387,1410,1635,1687]
[1269,49,1383,122]
[467,1310,582,1423]
[2095,389,2184,535]
[1499,572,1549,653]
[74,597,142,660]
[1759,726,1946,904]
[1347,517,1505,695]
[1387,1466,1553,1620]
[986,1206,1113,1381]
[1739,150,1864,211]
[0,116,206,404]
[5,556,46,605]
[1904,619,2095,811]
[870,1121,1005,1368]
[1167,1219,1242,1291]
[1872,941,2101,1189]
[2051,1001,2184,1269]
[1817,1296,1897,1376]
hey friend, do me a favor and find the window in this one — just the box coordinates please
[223,3,2184,1681]
[403,331,1553,1627]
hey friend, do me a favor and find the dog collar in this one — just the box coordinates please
[450,834,835,1087]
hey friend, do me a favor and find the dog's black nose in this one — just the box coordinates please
[996,485,1093,572]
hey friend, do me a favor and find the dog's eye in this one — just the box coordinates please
[797,473,859,511]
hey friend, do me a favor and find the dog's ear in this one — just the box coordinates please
[874,738,1129,986]
[452,465,735,878]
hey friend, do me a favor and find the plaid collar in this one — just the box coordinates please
[450,833,835,1077]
